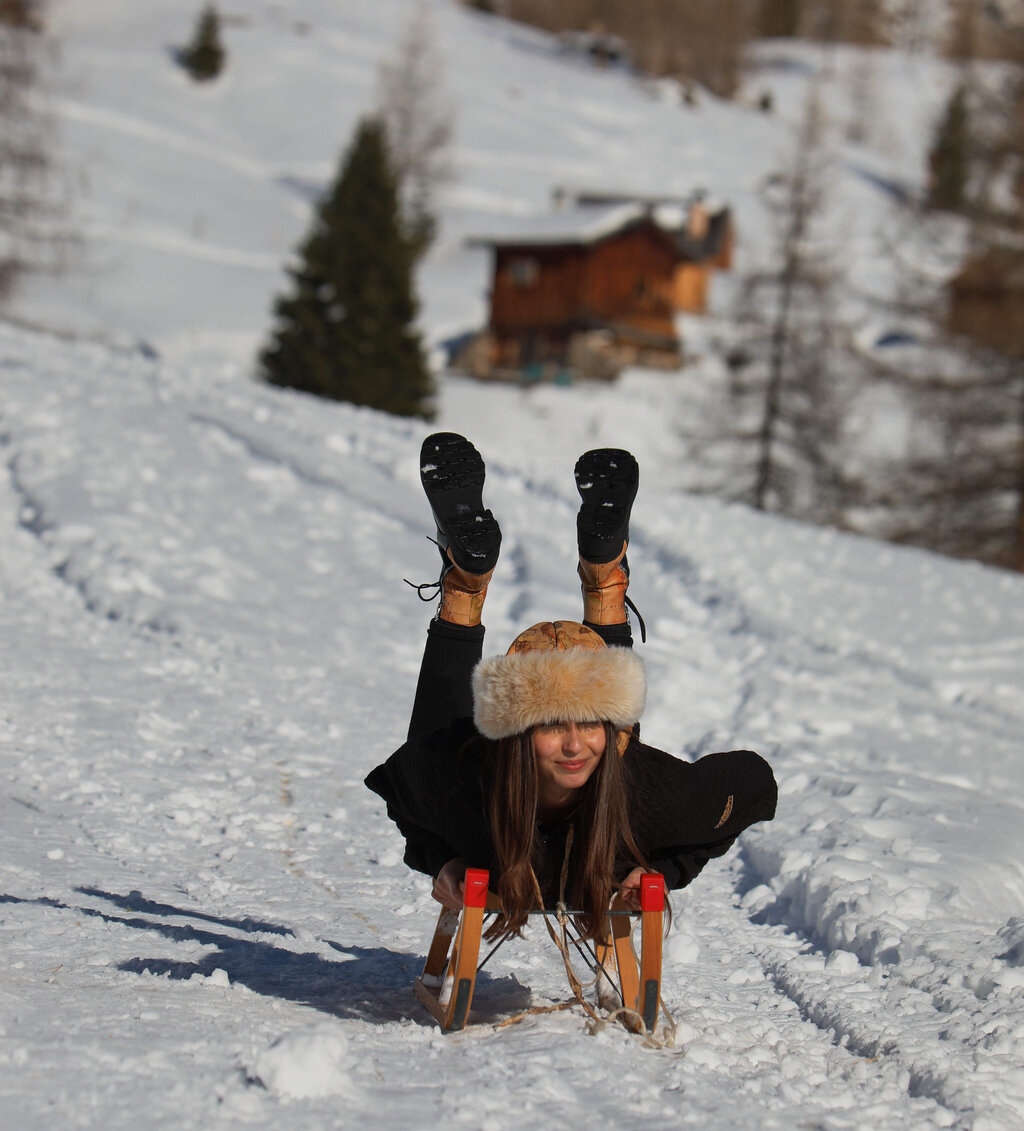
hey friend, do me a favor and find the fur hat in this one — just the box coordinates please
[472,621,646,747]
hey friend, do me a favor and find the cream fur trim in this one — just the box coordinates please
[472,646,646,739]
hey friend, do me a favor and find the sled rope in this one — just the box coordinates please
[522,829,675,1046]
[529,826,678,1048]
[585,928,678,1050]
[489,1001,577,1030]
[523,826,604,1027]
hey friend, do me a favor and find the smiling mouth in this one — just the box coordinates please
[557,760,588,771]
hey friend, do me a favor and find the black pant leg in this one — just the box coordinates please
[407,619,485,739]
[585,620,634,649]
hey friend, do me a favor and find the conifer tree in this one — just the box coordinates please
[179,5,225,83]
[260,117,434,420]
[928,83,969,212]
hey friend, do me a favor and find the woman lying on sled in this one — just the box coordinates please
[366,433,777,944]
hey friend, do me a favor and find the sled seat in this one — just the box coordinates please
[413,868,666,1033]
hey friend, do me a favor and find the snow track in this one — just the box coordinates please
[2,326,1024,1129]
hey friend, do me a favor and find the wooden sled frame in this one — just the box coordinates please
[413,868,666,1033]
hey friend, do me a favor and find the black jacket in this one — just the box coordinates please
[365,718,777,898]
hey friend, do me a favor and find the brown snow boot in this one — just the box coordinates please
[578,548,629,626]
[438,554,494,628]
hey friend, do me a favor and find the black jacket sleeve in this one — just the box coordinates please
[646,836,740,890]
[364,719,495,879]
[625,741,777,891]
[365,760,461,878]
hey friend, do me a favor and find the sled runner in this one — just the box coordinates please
[413,869,666,1034]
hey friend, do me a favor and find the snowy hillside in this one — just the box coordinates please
[19,0,961,364]
[3,2,1024,1129]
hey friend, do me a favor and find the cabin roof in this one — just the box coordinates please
[467,203,650,249]
[558,189,731,258]
[468,197,731,261]
[566,187,726,211]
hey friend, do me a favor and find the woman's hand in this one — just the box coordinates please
[431,857,468,909]
[617,867,645,912]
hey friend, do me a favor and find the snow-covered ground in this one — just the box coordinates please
[4,319,1024,1130]
[3,2,1024,1128]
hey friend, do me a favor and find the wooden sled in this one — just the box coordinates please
[413,868,666,1033]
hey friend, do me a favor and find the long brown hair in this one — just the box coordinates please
[485,722,648,942]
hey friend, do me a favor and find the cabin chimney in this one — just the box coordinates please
[686,197,709,240]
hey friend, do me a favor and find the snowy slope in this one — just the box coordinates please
[3,322,1024,1129]
[19,0,960,364]
[4,2,1024,1128]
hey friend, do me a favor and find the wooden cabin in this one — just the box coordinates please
[948,247,1024,357]
[469,204,681,379]
[570,190,734,315]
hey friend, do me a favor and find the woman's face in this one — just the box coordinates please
[532,720,606,811]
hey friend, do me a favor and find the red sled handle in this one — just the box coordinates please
[462,867,489,908]
[640,872,665,912]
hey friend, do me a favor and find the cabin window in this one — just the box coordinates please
[506,257,540,288]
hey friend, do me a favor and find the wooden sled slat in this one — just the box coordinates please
[638,872,665,1032]
[595,873,665,1033]
[596,894,643,1032]
[413,867,489,1031]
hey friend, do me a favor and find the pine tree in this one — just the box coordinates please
[927,83,969,212]
[179,5,225,83]
[259,117,434,420]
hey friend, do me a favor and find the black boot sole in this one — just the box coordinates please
[420,433,501,574]
[574,448,639,565]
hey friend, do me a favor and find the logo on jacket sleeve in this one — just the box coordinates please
[714,795,734,829]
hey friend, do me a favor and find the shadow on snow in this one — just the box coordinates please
[0,887,530,1025]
